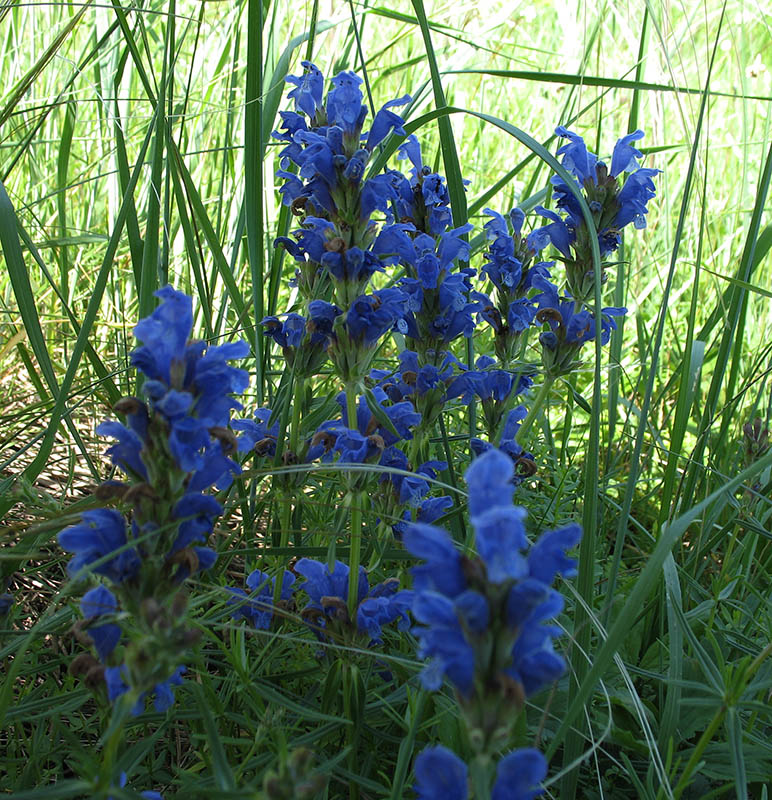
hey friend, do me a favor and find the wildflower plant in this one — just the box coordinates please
[404,448,581,794]
[59,286,249,716]
[19,35,668,800]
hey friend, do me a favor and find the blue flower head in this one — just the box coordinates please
[105,663,186,716]
[338,289,408,363]
[404,449,581,737]
[228,569,296,629]
[295,559,412,646]
[532,276,626,375]
[233,408,281,457]
[492,749,547,800]
[80,585,122,662]
[285,61,324,120]
[532,127,659,272]
[414,746,468,800]
[58,509,141,584]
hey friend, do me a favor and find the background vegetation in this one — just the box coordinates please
[1,0,771,797]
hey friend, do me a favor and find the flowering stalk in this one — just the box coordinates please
[511,376,554,447]
[344,380,364,616]
[405,448,581,797]
[59,286,248,718]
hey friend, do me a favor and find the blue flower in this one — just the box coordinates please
[474,506,529,583]
[285,61,324,119]
[615,167,660,230]
[538,127,659,260]
[356,584,413,643]
[307,300,342,345]
[262,313,307,349]
[105,664,186,715]
[403,523,466,599]
[491,748,547,800]
[171,493,223,553]
[392,495,454,540]
[527,207,573,259]
[131,286,249,427]
[228,569,296,629]
[58,510,140,584]
[233,408,281,457]
[528,524,582,584]
[365,95,411,150]
[414,746,468,800]
[463,447,514,517]
[532,277,626,365]
[405,450,581,703]
[554,125,598,183]
[379,448,446,506]
[295,559,411,643]
[130,286,192,384]
[80,585,121,661]
[507,619,567,696]
[325,71,367,135]
[344,288,408,345]
[321,245,384,283]
[95,420,148,480]
[296,559,368,609]
[412,592,476,693]
[610,129,645,177]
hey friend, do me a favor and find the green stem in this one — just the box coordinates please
[96,691,138,792]
[671,704,726,799]
[345,382,363,617]
[273,496,292,605]
[469,753,494,800]
[274,377,305,603]
[289,376,304,455]
[513,375,555,446]
[347,492,362,617]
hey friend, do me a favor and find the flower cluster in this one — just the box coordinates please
[227,569,296,629]
[60,286,249,715]
[404,448,580,749]
[400,448,579,796]
[478,208,553,365]
[532,273,625,377]
[295,559,412,648]
[529,127,660,304]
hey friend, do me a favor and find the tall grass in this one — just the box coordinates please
[1,0,771,797]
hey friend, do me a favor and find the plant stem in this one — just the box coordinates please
[671,704,726,799]
[345,382,363,617]
[273,496,292,605]
[513,375,555,446]
[274,377,305,603]
[469,753,493,799]
[289,376,304,455]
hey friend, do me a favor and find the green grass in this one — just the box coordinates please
[1,0,772,797]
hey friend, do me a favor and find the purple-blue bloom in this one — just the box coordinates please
[295,559,412,644]
[105,664,186,715]
[228,569,296,629]
[404,450,581,705]
[491,749,547,800]
[80,585,121,661]
[233,408,281,457]
[344,288,408,345]
[413,745,468,800]
[285,61,324,119]
[58,509,140,584]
